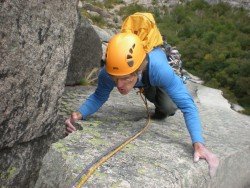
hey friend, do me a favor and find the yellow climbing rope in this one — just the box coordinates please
[70,89,151,188]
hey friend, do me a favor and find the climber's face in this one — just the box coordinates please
[110,73,137,95]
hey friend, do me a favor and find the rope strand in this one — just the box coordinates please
[70,89,150,188]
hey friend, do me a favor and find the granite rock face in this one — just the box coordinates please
[122,0,250,9]
[0,0,78,186]
[35,83,250,188]
[0,0,77,148]
[0,134,57,187]
[205,0,250,9]
[65,12,102,86]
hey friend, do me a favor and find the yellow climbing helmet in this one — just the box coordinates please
[105,33,146,76]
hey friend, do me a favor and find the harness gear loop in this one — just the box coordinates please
[70,90,150,188]
[137,87,144,95]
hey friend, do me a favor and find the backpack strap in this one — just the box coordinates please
[141,60,151,88]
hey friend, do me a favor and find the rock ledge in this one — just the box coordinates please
[35,83,250,188]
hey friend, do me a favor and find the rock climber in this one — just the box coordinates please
[65,32,219,177]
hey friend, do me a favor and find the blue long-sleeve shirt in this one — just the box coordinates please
[79,47,204,144]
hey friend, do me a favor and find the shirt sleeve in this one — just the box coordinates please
[78,67,115,119]
[149,48,205,144]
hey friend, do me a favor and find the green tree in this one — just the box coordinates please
[154,0,250,114]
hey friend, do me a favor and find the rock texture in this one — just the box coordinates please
[35,83,250,188]
[65,12,102,86]
[122,0,250,9]
[0,0,78,186]
[0,134,56,187]
[205,0,250,9]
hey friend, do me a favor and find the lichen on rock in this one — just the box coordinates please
[36,84,250,188]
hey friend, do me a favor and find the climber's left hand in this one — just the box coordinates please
[193,142,219,177]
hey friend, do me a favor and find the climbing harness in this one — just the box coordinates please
[70,89,151,188]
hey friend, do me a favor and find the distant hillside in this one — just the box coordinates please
[121,0,250,9]
[154,1,250,115]
[203,0,250,9]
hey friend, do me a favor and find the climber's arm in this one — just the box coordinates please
[65,68,115,133]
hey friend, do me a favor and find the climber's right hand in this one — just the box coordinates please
[65,112,83,134]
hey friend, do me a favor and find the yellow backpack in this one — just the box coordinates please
[121,12,163,53]
[121,12,187,83]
